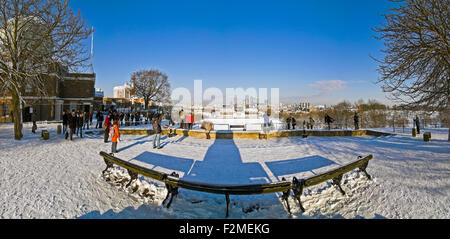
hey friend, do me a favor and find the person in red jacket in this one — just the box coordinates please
[104,114,111,143]
[111,119,120,153]
[186,113,194,130]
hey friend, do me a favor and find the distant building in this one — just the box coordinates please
[313,105,326,111]
[113,83,132,99]
[112,83,151,110]
[298,102,311,112]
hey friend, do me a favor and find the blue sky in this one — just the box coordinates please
[70,0,395,105]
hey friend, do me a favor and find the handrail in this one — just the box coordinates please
[99,152,373,217]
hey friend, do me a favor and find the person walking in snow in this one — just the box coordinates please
[83,112,89,130]
[325,114,334,130]
[62,111,68,134]
[354,112,360,130]
[130,113,135,126]
[263,114,270,133]
[415,115,421,134]
[309,116,315,130]
[104,114,111,143]
[286,116,291,130]
[185,112,193,130]
[110,119,120,153]
[291,116,297,130]
[152,113,162,149]
[119,112,124,126]
[68,110,77,141]
[74,111,79,135]
[124,112,129,126]
[89,110,94,126]
[77,111,84,138]
[179,109,185,129]
[31,112,38,134]
[96,111,103,129]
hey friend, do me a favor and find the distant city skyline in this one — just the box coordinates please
[70,0,397,106]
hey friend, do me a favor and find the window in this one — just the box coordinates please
[2,103,9,117]
[70,103,77,112]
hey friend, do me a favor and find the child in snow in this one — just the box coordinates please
[111,119,120,153]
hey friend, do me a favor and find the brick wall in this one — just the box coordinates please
[62,79,95,99]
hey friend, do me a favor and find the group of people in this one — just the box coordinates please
[97,111,156,128]
[302,116,316,130]
[286,115,297,130]
[284,115,320,130]
[283,112,361,131]
[62,110,92,140]
[178,109,194,130]
[100,110,125,153]
[102,109,164,153]
[324,113,360,130]
[103,111,121,153]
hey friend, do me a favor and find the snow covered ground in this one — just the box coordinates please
[0,122,449,219]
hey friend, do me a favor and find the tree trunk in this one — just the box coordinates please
[447,105,450,142]
[447,109,450,141]
[145,97,149,110]
[11,92,23,141]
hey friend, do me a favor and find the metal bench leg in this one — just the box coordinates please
[225,194,230,218]
[165,188,178,209]
[281,178,292,214]
[359,161,372,180]
[102,158,114,175]
[163,172,179,209]
[331,174,346,196]
[125,169,138,188]
[292,177,306,213]
[162,190,172,207]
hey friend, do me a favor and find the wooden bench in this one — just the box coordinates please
[99,152,373,217]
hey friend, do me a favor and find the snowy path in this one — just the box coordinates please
[0,123,449,219]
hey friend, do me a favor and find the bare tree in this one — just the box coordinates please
[332,101,353,129]
[372,0,449,140]
[129,69,171,110]
[355,99,389,128]
[0,0,91,140]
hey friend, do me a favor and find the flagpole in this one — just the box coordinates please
[91,27,94,74]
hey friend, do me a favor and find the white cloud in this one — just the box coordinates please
[309,80,347,92]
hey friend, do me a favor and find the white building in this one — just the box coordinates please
[113,83,132,99]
